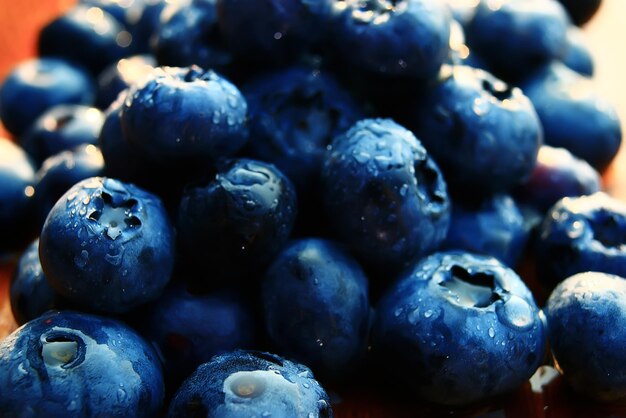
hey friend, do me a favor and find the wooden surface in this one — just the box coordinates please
[2,1,626,416]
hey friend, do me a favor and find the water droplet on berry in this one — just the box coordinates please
[488,327,496,338]
[74,250,89,268]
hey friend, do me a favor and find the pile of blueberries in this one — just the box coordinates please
[1,0,625,416]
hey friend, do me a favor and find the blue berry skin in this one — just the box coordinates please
[561,26,594,76]
[536,192,626,289]
[217,0,333,68]
[0,310,164,417]
[176,158,297,285]
[96,55,156,109]
[242,65,365,193]
[121,65,248,166]
[514,145,601,214]
[0,138,36,256]
[465,0,570,82]
[371,251,546,406]
[262,238,371,380]
[443,194,529,268]
[399,65,542,197]
[38,5,134,75]
[322,118,450,271]
[154,0,234,76]
[328,0,451,80]
[20,105,104,167]
[520,61,621,172]
[10,239,65,325]
[545,272,626,402]
[39,177,175,314]
[139,283,257,389]
[0,58,95,137]
[167,350,333,417]
[34,144,105,228]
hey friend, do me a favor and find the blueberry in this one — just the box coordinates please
[262,238,371,380]
[38,5,134,75]
[217,0,333,68]
[545,271,626,402]
[536,192,626,289]
[322,118,450,271]
[96,54,156,109]
[242,65,364,193]
[561,26,594,76]
[10,239,65,325]
[465,0,570,82]
[398,65,542,197]
[121,65,248,166]
[328,0,451,80]
[139,283,257,390]
[443,194,529,268]
[520,61,621,172]
[154,0,234,76]
[176,158,297,286]
[34,144,105,228]
[0,138,36,256]
[514,145,601,213]
[557,0,602,26]
[39,177,175,313]
[0,310,164,417]
[20,104,104,167]
[167,350,333,417]
[0,58,94,137]
[371,251,546,405]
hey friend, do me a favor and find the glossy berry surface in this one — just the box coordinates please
[167,350,333,417]
[465,0,570,81]
[176,158,297,284]
[39,177,175,313]
[536,192,626,289]
[96,54,156,109]
[121,65,248,166]
[0,138,36,256]
[520,61,622,172]
[139,283,256,389]
[515,145,601,213]
[20,104,104,167]
[372,251,546,406]
[10,239,63,325]
[262,238,371,380]
[0,58,94,137]
[34,144,105,228]
[400,65,542,197]
[0,310,164,417]
[443,194,529,268]
[545,271,626,402]
[329,0,451,80]
[38,5,134,75]
[322,118,450,271]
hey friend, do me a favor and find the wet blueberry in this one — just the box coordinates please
[321,118,450,272]
[262,238,371,380]
[167,350,333,417]
[545,271,626,402]
[0,310,164,417]
[176,158,297,286]
[121,65,248,166]
[0,58,95,137]
[39,177,175,313]
[536,192,626,289]
[96,54,156,109]
[399,65,542,197]
[20,104,104,167]
[371,251,546,405]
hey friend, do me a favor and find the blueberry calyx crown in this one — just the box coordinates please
[338,0,408,23]
[40,328,86,369]
[440,264,501,308]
